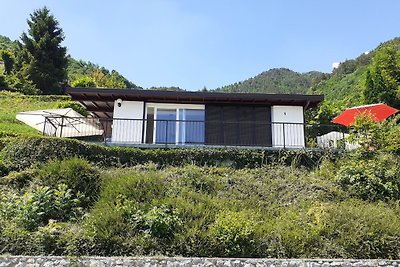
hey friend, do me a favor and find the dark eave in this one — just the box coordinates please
[66,87,324,118]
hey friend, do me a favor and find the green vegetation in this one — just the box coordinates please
[0,91,81,135]
[216,68,328,94]
[0,91,70,135]
[18,7,68,94]
[3,6,400,259]
[68,60,137,89]
[311,38,400,107]
[1,128,400,258]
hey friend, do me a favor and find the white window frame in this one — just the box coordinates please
[146,103,205,144]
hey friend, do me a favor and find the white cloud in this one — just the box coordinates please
[332,62,340,69]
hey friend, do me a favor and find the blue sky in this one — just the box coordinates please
[1,1,400,90]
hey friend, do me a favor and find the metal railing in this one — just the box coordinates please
[42,116,349,149]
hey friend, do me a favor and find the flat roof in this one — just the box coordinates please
[66,87,324,118]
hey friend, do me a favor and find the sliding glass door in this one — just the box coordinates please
[178,109,204,144]
[156,109,176,144]
[154,108,204,145]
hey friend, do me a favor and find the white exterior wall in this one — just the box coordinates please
[111,100,144,143]
[271,106,305,148]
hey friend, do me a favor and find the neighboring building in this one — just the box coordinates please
[66,87,324,148]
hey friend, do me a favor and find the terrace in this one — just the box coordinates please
[39,115,348,149]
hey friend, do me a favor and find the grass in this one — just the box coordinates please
[0,91,70,135]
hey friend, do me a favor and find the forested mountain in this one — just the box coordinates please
[309,37,400,107]
[67,57,137,88]
[0,35,17,50]
[215,68,329,94]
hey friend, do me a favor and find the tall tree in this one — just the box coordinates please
[363,45,400,109]
[19,7,68,94]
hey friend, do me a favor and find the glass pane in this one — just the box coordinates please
[156,109,176,144]
[184,109,204,144]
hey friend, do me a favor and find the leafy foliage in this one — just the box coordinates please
[216,68,328,94]
[0,136,332,171]
[55,101,89,116]
[67,57,137,89]
[1,135,400,258]
[208,210,257,256]
[312,37,400,107]
[0,184,84,231]
[0,49,15,75]
[70,76,96,88]
[363,45,400,109]
[0,35,18,51]
[18,7,68,94]
[35,157,101,208]
[0,91,69,135]
[347,114,400,153]
[336,153,400,201]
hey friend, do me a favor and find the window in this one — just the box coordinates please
[178,109,205,144]
[156,109,176,144]
[152,106,204,145]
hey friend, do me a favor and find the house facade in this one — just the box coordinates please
[66,88,324,148]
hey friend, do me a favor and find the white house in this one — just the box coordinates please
[66,88,324,148]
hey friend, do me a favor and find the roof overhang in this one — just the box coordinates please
[66,87,324,118]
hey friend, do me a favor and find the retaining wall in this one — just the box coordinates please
[0,257,399,267]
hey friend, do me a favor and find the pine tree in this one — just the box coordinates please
[19,7,67,94]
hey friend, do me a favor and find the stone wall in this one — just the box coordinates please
[0,256,399,267]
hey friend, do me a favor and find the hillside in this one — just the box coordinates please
[215,68,328,94]
[310,37,400,106]
[0,35,17,51]
[0,133,400,258]
[0,34,136,89]
[0,91,70,135]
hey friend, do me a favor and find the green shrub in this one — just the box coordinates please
[0,221,68,256]
[208,210,258,257]
[258,205,316,258]
[0,223,35,255]
[0,160,10,177]
[309,201,400,259]
[336,153,400,201]
[56,101,89,117]
[1,169,37,189]
[36,157,101,207]
[14,185,84,231]
[123,204,182,239]
[0,136,334,171]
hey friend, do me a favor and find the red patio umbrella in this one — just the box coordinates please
[332,103,399,126]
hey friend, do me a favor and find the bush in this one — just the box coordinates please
[15,185,84,230]
[0,136,335,171]
[56,101,89,117]
[308,201,400,259]
[336,153,400,201]
[208,210,258,257]
[36,157,101,207]
[121,203,182,239]
[0,160,10,177]
[1,169,37,189]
